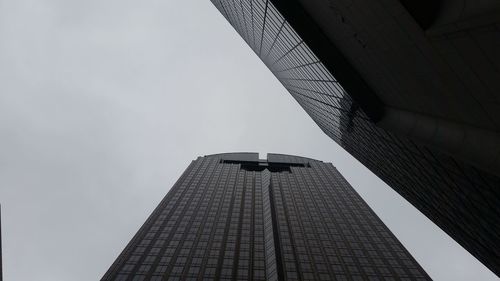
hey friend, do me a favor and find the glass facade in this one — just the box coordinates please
[102,153,430,281]
[210,0,500,275]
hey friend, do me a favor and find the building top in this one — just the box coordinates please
[203,152,327,165]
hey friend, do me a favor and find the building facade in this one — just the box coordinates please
[102,153,430,281]
[210,0,500,275]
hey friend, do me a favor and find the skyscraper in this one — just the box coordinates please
[102,153,430,281]
[209,0,500,275]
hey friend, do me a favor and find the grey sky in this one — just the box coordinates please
[0,1,496,280]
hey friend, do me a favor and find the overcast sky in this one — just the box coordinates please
[0,1,497,281]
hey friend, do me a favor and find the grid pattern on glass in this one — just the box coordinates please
[101,154,431,281]
[210,0,500,272]
[272,162,430,280]
[102,155,270,281]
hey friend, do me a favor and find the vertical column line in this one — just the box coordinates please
[231,170,247,279]
[268,183,285,281]
[214,165,241,279]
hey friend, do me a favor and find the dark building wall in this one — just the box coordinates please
[101,153,430,280]
[297,0,500,131]
[210,0,500,276]
[294,0,500,177]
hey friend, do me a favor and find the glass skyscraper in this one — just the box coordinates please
[209,0,500,275]
[102,153,430,281]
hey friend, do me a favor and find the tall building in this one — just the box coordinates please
[102,153,430,281]
[210,0,500,275]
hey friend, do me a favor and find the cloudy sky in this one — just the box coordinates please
[0,1,497,280]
